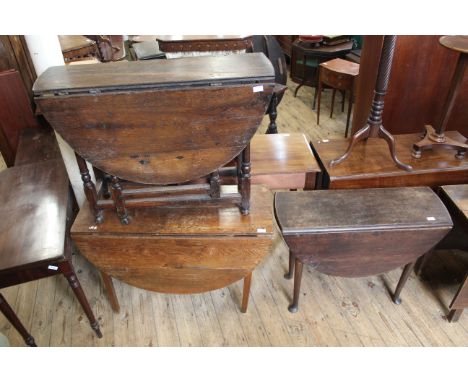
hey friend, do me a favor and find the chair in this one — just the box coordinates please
[84,35,126,62]
[0,129,102,346]
[316,58,359,137]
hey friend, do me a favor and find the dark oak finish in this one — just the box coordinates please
[439,184,468,322]
[34,55,274,184]
[156,35,253,53]
[317,58,359,137]
[312,131,468,189]
[0,153,102,345]
[275,187,453,312]
[34,54,275,222]
[0,35,37,101]
[71,185,274,312]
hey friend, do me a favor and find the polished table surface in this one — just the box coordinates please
[251,133,320,189]
[0,159,68,272]
[312,131,468,189]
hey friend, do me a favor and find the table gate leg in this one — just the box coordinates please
[101,271,120,313]
[241,272,252,313]
[393,261,416,305]
[288,258,304,313]
[284,251,295,280]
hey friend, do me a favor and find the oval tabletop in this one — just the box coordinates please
[71,185,274,294]
[34,54,275,185]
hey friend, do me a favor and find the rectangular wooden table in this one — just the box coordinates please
[250,133,320,190]
[311,131,468,189]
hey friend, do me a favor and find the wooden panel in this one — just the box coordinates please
[0,36,37,100]
[72,236,272,293]
[353,36,468,137]
[36,84,274,184]
[312,131,468,189]
[285,228,451,277]
[156,35,252,53]
[275,188,452,234]
[33,53,274,94]
[0,70,41,166]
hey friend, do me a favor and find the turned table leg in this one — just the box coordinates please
[266,93,278,134]
[0,292,36,347]
[241,272,252,313]
[101,271,120,313]
[288,258,304,313]
[61,262,102,338]
[393,261,416,305]
[284,251,295,279]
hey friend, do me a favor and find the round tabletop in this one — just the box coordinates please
[439,35,468,53]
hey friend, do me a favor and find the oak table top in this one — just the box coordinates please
[312,131,468,189]
[251,133,320,176]
[71,185,274,294]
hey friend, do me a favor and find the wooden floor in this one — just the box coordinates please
[1,78,467,346]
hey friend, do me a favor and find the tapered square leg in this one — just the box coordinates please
[101,271,120,313]
[284,251,295,279]
[393,261,416,305]
[288,258,304,313]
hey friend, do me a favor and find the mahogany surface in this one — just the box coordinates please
[439,184,468,321]
[275,187,452,312]
[71,185,274,295]
[250,133,320,190]
[312,131,468,189]
[0,144,102,343]
[33,54,275,185]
